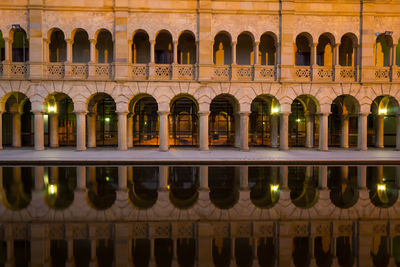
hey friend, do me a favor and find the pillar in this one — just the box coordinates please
[173,41,178,64]
[118,112,128,151]
[240,112,250,151]
[200,166,209,190]
[232,41,237,65]
[127,114,133,148]
[159,166,169,190]
[66,39,73,62]
[280,113,289,150]
[150,40,155,64]
[254,41,260,65]
[340,115,349,148]
[375,114,384,148]
[335,43,340,66]
[271,114,279,148]
[34,112,45,151]
[89,39,96,63]
[358,113,368,151]
[12,112,21,147]
[312,43,318,67]
[76,166,86,190]
[199,112,209,151]
[305,114,314,148]
[87,112,96,148]
[49,113,59,148]
[158,111,169,152]
[319,113,329,151]
[75,111,87,151]
[4,38,9,62]
[397,113,400,150]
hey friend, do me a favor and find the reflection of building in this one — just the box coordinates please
[0,1,400,151]
[0,165,400,266]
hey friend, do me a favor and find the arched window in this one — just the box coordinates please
[236,33,254,65]
[131,96,159,146]
[72,29,90,63]
[375,34,393,67]
[132,31,150,64]
[96,30,113,63]
[12,28,29,62]
[178,32,196,64]
[0,31,6,61]
[295,33,312,66]
[317,34,334,66]
[49,29,66,62]
[209,95,237,146]
[169,97,198,146]
[155,31,173,64]
[339,34,357,67]
[213,33,232,65]
[259,33,276,65]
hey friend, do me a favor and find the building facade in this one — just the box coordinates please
[0,0,400,152]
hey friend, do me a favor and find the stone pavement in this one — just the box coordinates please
[0,147,399,165]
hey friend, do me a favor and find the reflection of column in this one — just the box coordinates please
[279,113,289,150]
[171,238,178,267]
[150,40,155,64]
[319,113,329,151]
[232,41,237,65]
[159,166,169,190]
[357,166,367,189]
[118,166,127,190]
[397,114,400,150]
[240,166,249,190]
[240,112,250,151]
[34,112,45,151]
[89,232,97,267]
[149,238,155,267]
[0,112,3,150]
[76,166,86,190]
[34,166,45,191]
[49,114,59,148]
[271,114,279,148]
[118,112,128,151]
[127,114,133,148]
[66,228,74,267]
[199,112,209,151]
[31,224,47,266]
[158,111,169,152]
[375,115,384,148]
[12,112,21,147]
[75,112,87,151]
[200,166,209,190]
[280,166,288,189]
[340,115,349,148]
[358,113,368,151]
[305,114,314,148]
[87,112,97,148]
[318,166,328,189]
[231,237,236,266]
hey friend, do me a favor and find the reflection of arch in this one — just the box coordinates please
[169,95,198,146]
[336,236,355,267]
[87,167,117,210]
[236,32,254,65]
[2,167,33,210]
[128,166,158,209]
[249,95,280,147]
[249,167,280,208]
[213,31,232,65]
[178,31,196,64]
[328,167,359,208]
[132,30,150,64]
[132,239,151,267]
[155,30,173,64]
[289,167,319,209]
[292,237,311,267]
[177,238,196,267]
[257,237,276,266]
[295,33,312,66]
[44,167,76,210]
[212,238,231,267]
[169,167,199,209]
[235,238,253,266]
[209,94,239,146]
[154,238,173,267]
[209,167,239,209]
[367,166,399,208]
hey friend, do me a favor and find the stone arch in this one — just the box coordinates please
[95,29,113,63]
[259,32,278,65]
[237,31,255,65]
[131,29,150,64]
[177,30,196,64]
[340,33,358,66]
[71,28,90,63]
[295,32,313,66]
[154,30,173,64]
[213,31,232,65]
[48,28,67,62]
[317,33,335,66]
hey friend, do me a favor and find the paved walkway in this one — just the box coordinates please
[0,147,399,165]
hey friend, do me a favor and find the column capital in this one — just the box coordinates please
[199,111,210,116]
[313,42,318,47]
[335,42,341,47]
[65,38,73,45]
[117,111,128,115]
[318,112,331,116]
[74,111,87,115]
[89,38,97,45]
[359,112,370,116]
[149,39,155,44]
[232,41,237,46]
[279,112,291,116]
[254,40,260,46]
[157,110,169,116]
[32,110,45,115]
[238,111,251,116]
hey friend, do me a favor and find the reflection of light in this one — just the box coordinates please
[378,108,387,115]
[271,184,279,192]
[105,176,110,182]
[105,117,110,122]
[271,107,279,114]
[296,118,301,123]
[49,184,57,195]
[144,121,147,125]
[167,184,170,190]
[377,183,386,191]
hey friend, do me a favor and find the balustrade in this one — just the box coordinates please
[94,63,112,79]
[152,64,172,80]
[9,62,28,79]
[254,65,275,81]
[46,62,65,79]
[174,64,195,80]
[131,64,148,80]
[335,66,357,82]
[213,65,231,81]
[70,63,88,79]
[374,66,391,81]
[312,66,333,82]
[232,65,253,81]
[293,66,311,81]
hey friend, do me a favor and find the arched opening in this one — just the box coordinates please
[169,96,198,146]
[213,32,232,65]
[0,31,5,62]
[367,166,398,208]
[154,238,173,267]
[339,34,357,66]
[49,29,66,62]
[87,167,117,210]
[317,33,334,66]
[375,34,393,67]
[249,95,280,147]
[391,236,400,265]
[295,33,312,66]
[209,95,239,146]
[178,31,196,64]
[155,30,173,64]
[212,238,231,267]
[292,237,311,267]
[3,93,33,147]
[50,240,68,267]
[371,234,390,267]
[169,167,199,209]
[236,32,254,65]
[328,166,358,208]
[128,166,158,209]
[259,33,276,65]
[209,167,239,209]
[74,239,91,267]
[44,93,76,147]
[87,93,118,147]
[131,239,151,267]
[132,31,150,64]
[235,238,253,267]
[96,30,113,63]
[329,95,359,148]
[14,240,31,267]
[177,238,196,267]
[129,95,159,146]
[96,239,114,267]
[44,167,76,210]
[249,167,280,208]
[72,29,90,63]
[314,236,332,267]
[289,95,319,147]
[12,28,29,62]
[257,237,276,267]
[289,166,319,209]
[2,167,33,210]
[336,235,355,267]
[369,95,399,148]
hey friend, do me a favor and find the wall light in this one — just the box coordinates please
[271,107,279,114]
[105,117,110,122]
[296,118,301,123]
[378,108,387,115]
[270,184,279,192]
[377,183,386,192]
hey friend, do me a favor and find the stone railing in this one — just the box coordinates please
[95,63,112,79]
[9,62,28,79]
[46,62,65,79]
[213,65,231,81]
[175,64,195,80]
[255,65,275,81]
[152,64,172,80]
[313,66,333,82]
[335,66,356,82]
[131,64,148,80]
[374,66,391,81]
[294,66,311,81]
[232,65,253,81]
[71,63,88,79]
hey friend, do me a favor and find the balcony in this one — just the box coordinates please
[374,66,391,82]
[293,66,311,82]
[174,64,195,80]
[131,64,148,80]
[213,65,231,81]
[9,62,28,79]
[70,63,88,79]
[46,63,65,79]
[94,63,113,80]
[312,66,333,82]
[232,65,253,81]
[335,66,356,82]
[254,65,276,82]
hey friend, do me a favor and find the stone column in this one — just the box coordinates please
[335,43,340,66]
[173,41,178,64]
[49,113,59,148]
[280,113,289,150]
[76,166,86,190]
[240,112,250,151]
[200,166,209,190]
[158,111,169,152]
[12,112,21,147]
[64,39,73,78]
[357,165,367,189]
[396,113,400,150]
[4,37,9,62]
[340,115,349,148]
[319,113,329,151]
[159,166,169,190]
[199,112,209,151]
[271,114,279,148]
[375,114,384,148]
[75,111,87,151]
[118,112,128,151]
[87,112,97,148]
[312,42,318,68]
[34,112,45,151]
[254,41,260,65]
[150,40,155,64]
[305,114,314,148]
[89,39,96,63]
[232,41,237,65]
[358,113,368,151]
[127,114,133,148]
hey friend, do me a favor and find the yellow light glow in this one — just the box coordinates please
[271,107,279,114]
[378,108,387,115]
[377,183,386,191]
[105,117,110,122]
[167,184,170,190]
[48,104,57,113]
[296,118,301,123]
[49,184,57,195]
[271,184,279,192]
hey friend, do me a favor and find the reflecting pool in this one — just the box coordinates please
[0,165,400,266]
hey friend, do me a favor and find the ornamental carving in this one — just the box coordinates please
[259,66,275,79]
[394,224,400,234]
[292,222,309,236]
[315,223,330,236]
[131,64,148,80]
[213,222,230,238]
[337,223,353,236]
[295,67,311,79]
[71,64,88,79]
[373,224,387,235]
[232,222,252,237]
[150,223,170,238]
[49,224,65,240]
[12,224,28,240]
[340,68,355,79]
[132,223,148,238]
[214,66,230,80]
[175,223,193,238]
[95,64,112,79]
[375,68,390,79]
[257,224,274,237]
[95,224,111,239]
[177,65,194,80]
[71,224,88,239]
[10,63,27,78]
[47,63,65,78]
[154,65,172,80]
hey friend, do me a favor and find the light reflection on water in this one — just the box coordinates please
[0,165,399,266]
